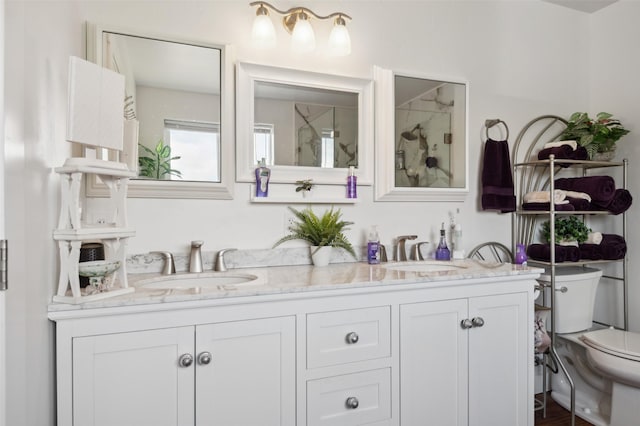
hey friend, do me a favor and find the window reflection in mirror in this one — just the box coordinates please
[394,75,465,188]
[253,81,358,169]
[102,31,222,182]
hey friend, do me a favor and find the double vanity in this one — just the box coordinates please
[48,259,540,426]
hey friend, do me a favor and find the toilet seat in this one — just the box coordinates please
[581,328,640,362]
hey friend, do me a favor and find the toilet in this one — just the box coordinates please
[537,267,640,426]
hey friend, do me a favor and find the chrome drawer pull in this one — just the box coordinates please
[471,317,485,327]
[345,396,359,409]
[460,319,473,329]
[197,351,212,365]
[345,331,359,344]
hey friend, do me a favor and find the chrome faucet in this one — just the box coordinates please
[151,251,176,275]
[396,235,417,261]
[215,248,237,272]
[189,241,204,273]
[411,242,430,261]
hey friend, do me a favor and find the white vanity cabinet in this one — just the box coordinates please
[400,292,530,426]
[67,315,295,426]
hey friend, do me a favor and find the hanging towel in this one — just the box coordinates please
[481,138,516,212]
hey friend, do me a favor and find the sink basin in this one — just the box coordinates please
[138,272,260,290]
[383,261,467,273]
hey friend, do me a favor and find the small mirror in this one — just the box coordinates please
[374,67,468,201]
[236,62,373,185]
[85,24,234,199]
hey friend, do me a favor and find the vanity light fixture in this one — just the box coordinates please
[249,1,352,56]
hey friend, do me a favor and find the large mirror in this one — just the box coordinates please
[236,62,373,185]
[85,23,234,199]
[374,66,468,201]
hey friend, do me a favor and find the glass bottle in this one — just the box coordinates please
[435,223,451,261]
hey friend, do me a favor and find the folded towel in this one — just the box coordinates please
[565,197,591,211]
[521,202,575,211]
[481,139,516,212]
[555,176,616,204]
[564,190,591,202]
[537,145,588,165]
[527,244,580,263]
[544,140,578,150]
[524,190,568,204]
[579,234,627,260]
[586,232,603,245]
[593,188,633,215]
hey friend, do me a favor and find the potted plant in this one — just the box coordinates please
[541,216,591,246]
[295,179,314,198]
[273,207,357,266]
[138,140,182,179]
[558,112,630,160]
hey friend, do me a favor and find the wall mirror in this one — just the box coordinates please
[85,23,234,199]
[236,62,373,185]
[374,66,469,201]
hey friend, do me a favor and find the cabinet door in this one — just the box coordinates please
[195,316,296,426]
[73,327,195,426]
[468,292,530,426]
[400,299,469,426]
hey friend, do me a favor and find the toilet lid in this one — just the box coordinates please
[581,329,640,362]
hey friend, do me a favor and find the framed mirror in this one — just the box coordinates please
[85,23,234,199]
[374,66,469,201]
[236,62,373,185]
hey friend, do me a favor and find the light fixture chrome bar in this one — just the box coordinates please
[249,1,351,22]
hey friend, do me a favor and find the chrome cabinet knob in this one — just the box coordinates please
[197,351,212,365]
[460,319,473,329]
[471,317,485,327]
[345,332,359,344]
[345,396,359,409]
[178,353,194,368]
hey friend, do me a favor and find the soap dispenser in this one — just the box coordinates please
[435,222,451,261]
[255,158,271,197]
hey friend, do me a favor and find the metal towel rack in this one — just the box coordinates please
[484,118,510,141]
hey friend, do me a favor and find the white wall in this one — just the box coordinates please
[6,1,638,425]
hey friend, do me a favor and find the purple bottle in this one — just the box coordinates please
[515,244,528,266]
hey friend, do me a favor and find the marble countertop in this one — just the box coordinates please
[48,259,543,315]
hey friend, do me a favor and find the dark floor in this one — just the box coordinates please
[535,393,594,425]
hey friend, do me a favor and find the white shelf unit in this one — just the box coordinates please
[510,115,628,425]
[53,160,136,304]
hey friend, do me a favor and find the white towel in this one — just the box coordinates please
[543,140,578,150]
[523,189,568,204]
[564,190,592,202]
[586,232,603,245]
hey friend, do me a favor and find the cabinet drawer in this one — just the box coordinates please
[307,368,391,426]
[306,306,391,368]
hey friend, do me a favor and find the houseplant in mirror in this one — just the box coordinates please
[138,140,182,180]
[558,112,630,160]
[273,207,356,266]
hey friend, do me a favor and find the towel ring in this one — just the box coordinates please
[485,119,510,141]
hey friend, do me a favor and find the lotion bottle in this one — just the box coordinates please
[347,166,357,198]
[435,223,451,261]
[367,225,380,264]
[255,158,271,197]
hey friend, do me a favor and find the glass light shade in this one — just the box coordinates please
[291,19,315,53]
[251,14,277,49]
[328,23,351,56]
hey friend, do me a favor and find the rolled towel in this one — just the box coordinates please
[564,190,591,202]
[544,140,578,150]
[595,188,632,215]
[527,244,567,262]
[538,145,574,161]
[600,234,627,260]
[523,189,568,204]
[571,146,589,161]
[521,202,575,211]
[555,176,616,204]
[586,232,603,245]
[565,197,591,211]
[579,243,602,260]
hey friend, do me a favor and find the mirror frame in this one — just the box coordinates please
[84,22,234,199]
[374,66,469,202]
[236,62,374,185]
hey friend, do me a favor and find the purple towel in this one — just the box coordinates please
[527,244,580,263]
[537,146,589,167]
[555,176,616,204]
[578,243,601,260]
[579,234,627,260]
[565,197,591,211]
[521,202,575,211]
[593,189,633,215]
[481,139,516,213]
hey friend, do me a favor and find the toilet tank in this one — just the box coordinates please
[537,267,603,333]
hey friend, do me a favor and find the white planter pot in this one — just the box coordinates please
[310,246,332,266]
